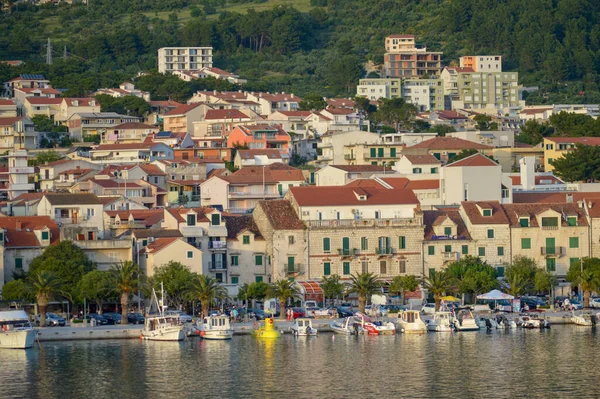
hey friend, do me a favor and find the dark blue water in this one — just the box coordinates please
[2,326,599,398]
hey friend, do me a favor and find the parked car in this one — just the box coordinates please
[520,298,539,311]
[86,313,109,325]
[292,307,305,319]
[245,308,266,320]
[165,310,192,323]
[570,299,583,310]
[35,313,66,327]
[335,306,354,318]
[102,312,122,324]
[305,307,332,318]
[421,303,436,315]
[591,298,600,309]
[127,312,145,324]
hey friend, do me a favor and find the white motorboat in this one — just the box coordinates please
[397,310,427,334]
[476,317,500,330]
[571,312,592,327]
[518,314,550,329]
[495,314,517,329]
[355,312,395,335]
[452,308,480,331]
[290,318,318,336]
[426,312,453,332]
[142,284,185,342]
[330,317,364,335]
[0,310,35,349]
[198,315,234,340]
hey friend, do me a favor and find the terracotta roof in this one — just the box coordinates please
[93,143,151,151]
[446,67,475,73]
[10,192,44,207]
[423,210,471,240]
[502,203,588,227]
[402,154,441,165]
[25,97,62,105]
[461,201,509,225]
[60,168,93,176]
[164,103,202,116]
[97,196,121,205]
[433,111,468,120]
[0,117,24,126]
[513,192,600,205]
[258,200,305,230]
[41,158,70,167]
[258,93,301,102]
[408,137,492,150]
[223,215,263,239]
[112,122,157,130]
[106,209,164,227]
[17,87,61,95]
[326,98,355,109]
[378,177,410,189]
[345,179,387,188]
[132,229,183,239]
[149,100,183,107]
[289,186,419,206]
[138,164,167,176]
[204,109,250,120]
[545,137,600,146]
[446,153,498,167]
[323,108,354,115]
[387,34,414,39]
[0,99,15,106]
[223,164,304,184]
[520,108,552,115]
[405,180,440,190]
[330,165,387,173]
[64,98,98,106]
[275,111,311,117]
[510,175,563,186]
[91,179,143,189]
[237,149,282,160]
[203,67,235,76]
[43,193,103,205]
[166,207,216,223]
[0,216,59,247]
[145,237,181,253]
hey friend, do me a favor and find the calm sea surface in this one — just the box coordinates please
[2,326,600,399]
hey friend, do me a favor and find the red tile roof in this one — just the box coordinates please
[289,186,419,206]
[402,154,441,165]
[17,87,61,95]
[323,108,354,115]
[276,111,311,117]
[164,103,202,116]
[405,179,440,190]
[0,99,15,106]
[330,165,388,173]
[25,97,62,105]
[204,109,250,120]
[223,214,263,239]
[138,164,167,176]
[513,192,600,204]
[408,137,492,150]
[257,93,301,102]
[0,117,24,126]
[93,143,151,151]
[0,216,60,247]
[149,100,183,107]
[461,201,509,224]
[510,175,563,186]
[203,67,234,76]
[446,153,498,167]
[106,209,164,227]
[345,179,387,188]
[388,34,414,38]
[423,210,471,240]
[326,98,355,109]
[520,108,552,115]
[223,163,304,184]
[433,111,468,120]
[64,98,98,106]
[257,200,305,230]
[91,179,143,189]
[502,203,588,227]
[145,237,181,253]
[237,149,282,160]
[545,137,600,146]
[112,122,157,130]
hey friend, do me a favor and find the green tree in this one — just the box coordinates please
[474,114,498,131]
[31,115,68,134]
[428,125,456,136]
[298,93,327,111]
[534,269,557,295]
[268,279,301,320]
[566,258,600,307]
[349,272,381,313]
[446,256,498,302]
[389,275,419,305]
[110,261,142,323]
[28,270,63,327]
[186,274,228,317]
[1,279,30,302]
[148,261,194,310]
[551,144,600,182]
[320,274,344,305]
[516,120,554,145]
[29,241,95,300]
[504,256,538,294]
[353,96,376,116]
[246,281,268,305]
[28,150,63,167]
[422,270,452,311]
[96,94,150,117]
[374,98,417,131]
[78,270,114,314]
[448,149,478,163]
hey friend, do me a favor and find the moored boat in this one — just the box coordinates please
[142,285,185,342]
[426,312,453,332]
[452,308,480,331]
[251,317,281,340]
[571,312,592,327]
[355,312,395,335]
[290,318,318,336]
[0,310,35,349]
[518,314,550,329]
[198,315,234,340]
[330,317,364,335]
[397,310,427,334]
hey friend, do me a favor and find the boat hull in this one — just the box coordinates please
[0,330,35,349]
[142,327,185,341]
[427,323,452,332]
[398,321,427,334]
[201,330,234,340]
[251,329,281,339]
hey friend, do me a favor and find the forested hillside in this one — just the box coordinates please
[1,0,600,103]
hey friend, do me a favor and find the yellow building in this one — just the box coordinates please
[543,137,600,172]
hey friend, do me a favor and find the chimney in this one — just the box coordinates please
[15,220,22,231]
[519,156,535,191]
[589,201,593,209]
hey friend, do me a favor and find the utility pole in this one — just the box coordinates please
[63,45,67,60]
[46,38,52,65]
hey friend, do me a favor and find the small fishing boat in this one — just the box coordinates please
[518,314,550,329]
[495,314,517,329]
[476,317,500,330]
[198,315,234,340]
[452,308,480,331]
[330,317,364,335]
[426,312,453,332]
[571,312,592,327]
[251,317,281,340]
[355,312,395,335]
[0,310,35,349]
[142,284,185,342]
[397,310,427,334]
[290,318,318,336]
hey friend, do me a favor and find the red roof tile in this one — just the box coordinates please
[0,117,24,126]
[331,165,388,173]
[25,97,62,105]
[164,103,202,116]
[0,216,59,247]
[0,99,15,106]
[145,237,181,253]
[257,200,305,230]
[402,154,441,165]
[112,122,157,130]
[461,201,509,224]
[423,210,471,240]
[545,137,600,146]
[408,137,492,150]
[204,109,250,120]
[405,180,440,190]
[289,186,419,206]
[446,153,498,167]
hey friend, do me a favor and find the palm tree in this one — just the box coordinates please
[422,270,451,311]
[349,272,381,313]
[268,280,301,320]
[580,268,600,308]
[111,261,142,323]
[186,275,228,317]
[28,270,63,327]
[503,271,527,298]
[389,275,420,305]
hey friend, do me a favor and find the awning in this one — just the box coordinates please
[296,281,323,301]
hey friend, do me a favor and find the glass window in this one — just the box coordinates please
[521,238,531,249]
[546,258,556,272]
[570,237,579,248]
[380,261,387,274]
[255,255,263,266]
[546,237,556,254]
[361,237,368,251]
[231,276,239,284]
[377,148,384,157]
[399,236,406,249]
[478,247,486,256]
[324,262,331,276]
[323,237,330,252]
[444,245,451,253]
[461,245,468,255]
[399,260,406,273]
[255,276,263,283]
[497,246,504,256]
[343,262,350,275]
[428,246,434,255]
[370,148,376,158]
[211,213,220,225]
[487,229,494,238]
[390,148,397,157]
[431,167,438,173]
[541,217,558,227]
[231,255,239,266]
[187,251,193,259]
[342,237,350,251]
[243,235,250,244]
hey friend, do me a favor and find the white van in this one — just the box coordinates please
[304,300,318,309]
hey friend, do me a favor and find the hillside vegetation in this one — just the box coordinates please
[1,0,600,103]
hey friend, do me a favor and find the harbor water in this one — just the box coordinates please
[2,326,600,399]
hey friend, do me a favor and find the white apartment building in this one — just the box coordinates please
[158,47,213,74]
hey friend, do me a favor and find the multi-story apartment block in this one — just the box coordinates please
[0,117,36,152]
[401,78,445,111]
[286,185,425,280]
[317,130,380,165]
[422,208,473,273]
[383,35,443,78]
[224,215,268,285]
[67,112,142,141]
[459,56,502,73]
[227,124,291,157]
[158,47,213,74]
[356,78,402,100]
[542,137,600,172]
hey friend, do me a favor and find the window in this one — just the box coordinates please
[390,148,396,157]
[519,218,529,227]
[496,267,505,277]
[461,245,468,255]
[243,235,250,245]
[546,237,556,254]
[255,276,263,283]
[428,246,434,256]
[487,229,494,239]
[570,258,579,266]
[378,148,384,158]
[41,231,49,240]
[444,227,451,236]
[255,255,263,266]
[546,258,556,272]
[399,236,406,249]
[231,276,239,284]
[570,237,579,249]
[343,262,350,275]
[444,245,452,253]
[380,261,387,274]
[567,217,577,226]
[231,255,239,266]
[412,168,422,174]
[211,213,220,226]
[324,262,331,276]
[187,214,196,226]
[375,211,380,219]
[361,237,368,251]
[433,153,441,160]
[478,247,486,256]
[399,260,406,273]
[288,236,295,245]
[431,167,438,174]
[497,246,504,256]
[278,184,283,195]
[187,251,193,259]
[483,209,492,217]
[521,238,531,249]
[15,258,22,269]
[142,239,148,247]
[323,237,331,252]
[342,237,350,253]
[541,217,558,227]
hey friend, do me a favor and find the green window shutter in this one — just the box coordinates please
[433,153,441,160]
[231,276,239,284]
[187,251,193,259]
[521,238,531,249]
[255,255,263,266]
[342,237,350,250]
[448,152,457,159]
[546,237,555,254]
[483,209,491,216]
[444,227,451,236]
[461,245,468,255]
[187,214,196,226]
[324,262,331,276]
[370,148,376,157]
[497,246,504,256]
[496,267,505,277]
[431,167,438,173]
[323,237,330,251]
[41,231,49,240]
[278,184,283,195]
[567,217,577,226]
[487,229,494,238]
[377,148,384,157]
[478,247,486,256]
[428,246,434,255]
[399,236,406,249]
[569,237,579,248]
[371,161,378,165]
[243,235,250,244]
[361,237,368,250]
[255,276,263,283]
[520,218,529,227]
[546,258,556,272]
[211,214,220,225]
[343,262,350,275]
[390,148,396,157]
[231,256,238,266]
[444,245,451,253]
[15,258,22,269]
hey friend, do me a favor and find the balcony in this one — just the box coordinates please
[443,252,460,262]
[74,240,132,250]
[375,247,394,256]
[208,262,227,271]
[209,240,227,250]
[285,263,305,276]
[229,191,280,198]
[308,217,422,229]
[541,247,566,257]
[9,183,35,191]
[541,226,559,231]
[55,216,90,225]
[337,248,358,258]
[317,142,332,149]
[316,155,332,161]
[344,154,356,160]
[110,221,146,229]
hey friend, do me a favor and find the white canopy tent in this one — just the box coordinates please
[477,290,514,300]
